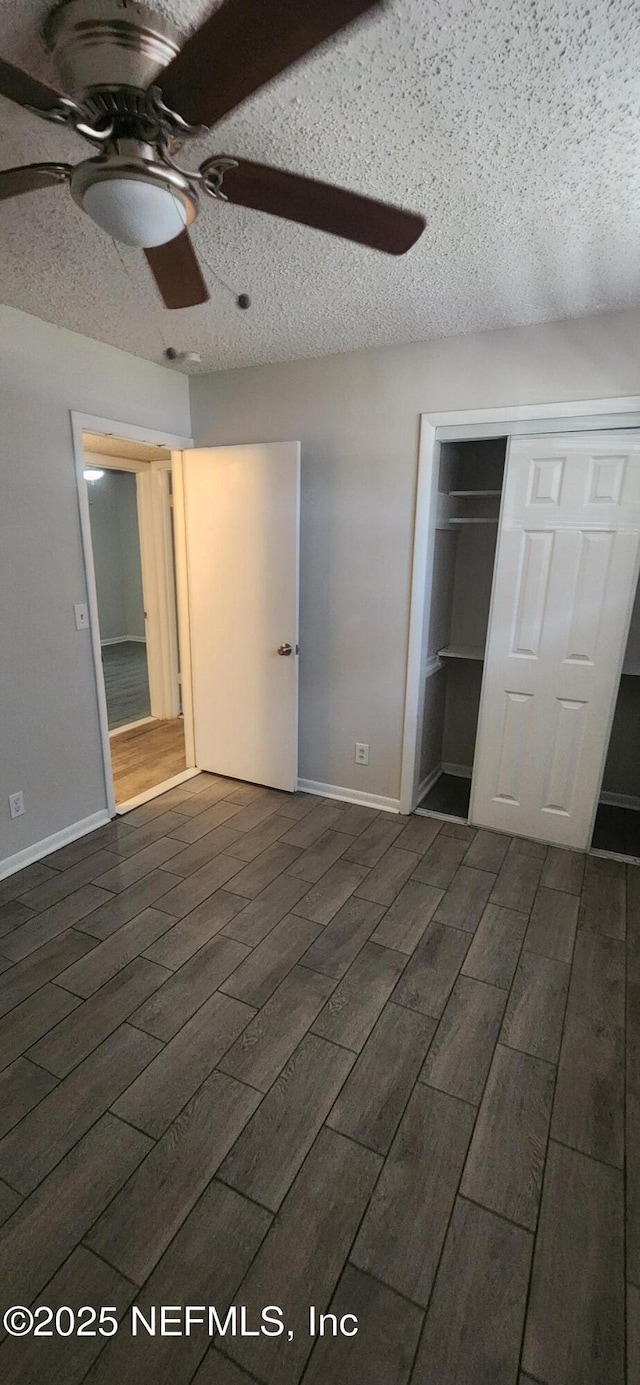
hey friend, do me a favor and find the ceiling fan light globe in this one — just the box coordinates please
[82,177,188,248]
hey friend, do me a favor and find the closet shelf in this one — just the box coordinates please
[438,644,485,661]
[450,517,499,526]
[448,489,502,498]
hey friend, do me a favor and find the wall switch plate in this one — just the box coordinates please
[355,743,370,765]
[74,603,90,630]
[9,792,25,819]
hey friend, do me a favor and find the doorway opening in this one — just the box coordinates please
[414,436,507,824]
[591,567,640,860]
[80,428,193,811]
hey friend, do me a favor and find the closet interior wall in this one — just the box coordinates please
[418,438,506,812]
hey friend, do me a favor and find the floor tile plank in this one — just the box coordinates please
[226,843,302,899]
[221,874,310,947]
[370,880,442,955]
[0,929,96,1018]
[87,1072,260,1284]
[311,941,407,1051]
[579,859,626,941]
[420,974,506,1105]
[490,842,545,913]
[153,854,246,918]
[524,886,579,962]
[129,933,251,1040]
[159,825,244,878]
[500,951,570,1064]
[522,1141,624,1385]
[112,991,255,1137]
[2,885,115,961]
[85,1181,270,1385]
[460,1043,555,1230]
[327,1001,435,1154]
[220,915,322,1008]
[541,847,585,895]
[142,890,245,969]
[461,903,527,989]
[392,922,470,1018]
[27,958,171,1077]
[412,1197,532,1385]
[0,1056,58,1139]
[463,830,510,874]
[221,1127,381,1385]
[355,846,421,906]
[18,850,122,911]
[341,817,404,868]
[0,1245,136,1385]
[0,1114,152,1306]
[291,860,368,926]
[394,815,442,854]
[412,833,469,889]
[434,865,496,933]
[56,907,175,997]
[219,966,335,1092]
[303,1264,423,1385]
[0,1023,161,1194]
[351,1083,474,1305]
[300,896,385,978]
[0,984,81,1073]
[219,1034,355,1211]
[551,1010,624,1167]
[75,871,183,940]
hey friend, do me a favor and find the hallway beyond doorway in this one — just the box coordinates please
[109,718,186,805]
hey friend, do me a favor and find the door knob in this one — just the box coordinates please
[278,643,293,656]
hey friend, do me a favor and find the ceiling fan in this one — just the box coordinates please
[0,0,426,308]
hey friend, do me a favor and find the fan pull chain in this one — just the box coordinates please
[197,245,251,309]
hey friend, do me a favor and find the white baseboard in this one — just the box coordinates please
[599,791,640,811]
[441,762,473,780]
[116,767,200,815]
[101,636,147,646]
[109,716,156,738]
[0,810,111,882]
[297,779,401,814]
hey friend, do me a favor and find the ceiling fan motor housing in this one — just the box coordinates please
[43,0,184,99]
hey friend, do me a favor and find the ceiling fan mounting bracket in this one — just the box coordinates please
[199,156,240,201]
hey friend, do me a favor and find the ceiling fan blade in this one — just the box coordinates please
[156,0,383,128]
[0,163,72,202]
[204,157,425,254]
[144,231,210,310]
[0,57,65,114]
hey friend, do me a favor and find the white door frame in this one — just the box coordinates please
[71,411,193,817]
[399,394,640,815]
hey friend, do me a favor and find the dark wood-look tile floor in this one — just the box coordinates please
[0,779,634,1384]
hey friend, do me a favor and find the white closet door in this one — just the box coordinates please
[470,431,640,849]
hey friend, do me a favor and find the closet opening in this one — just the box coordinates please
[591,569,640,859]
[416,436,507,821]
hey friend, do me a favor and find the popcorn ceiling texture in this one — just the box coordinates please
[0,0,638,371]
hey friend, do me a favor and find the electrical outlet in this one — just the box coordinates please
[355,743,369,765]
[74,603,90,630]
[8,792,25,819]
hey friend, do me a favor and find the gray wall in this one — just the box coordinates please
[89,471,145,642]
[190,305,640,802]
[0,305,189,868]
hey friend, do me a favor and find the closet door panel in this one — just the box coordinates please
[471,432,640,850]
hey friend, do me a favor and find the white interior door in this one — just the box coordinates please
[181,441,300,791]
[471,431,640,849]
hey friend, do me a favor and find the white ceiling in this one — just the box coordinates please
[0,0,639,373]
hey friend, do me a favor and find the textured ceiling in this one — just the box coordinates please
[0,0,639,372]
